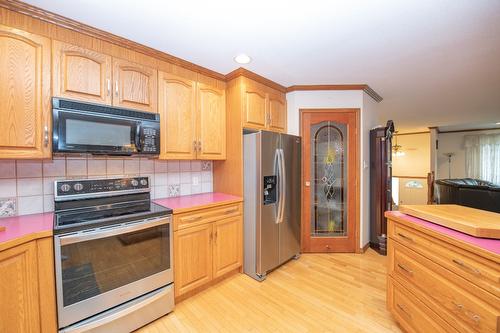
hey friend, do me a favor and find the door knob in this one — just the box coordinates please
[305,181,310,187]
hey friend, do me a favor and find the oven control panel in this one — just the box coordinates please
[55,177,150,198]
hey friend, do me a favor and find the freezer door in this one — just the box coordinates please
[279,133,302,264]
[257,131,281,274]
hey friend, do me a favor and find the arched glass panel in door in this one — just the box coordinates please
[310,121,348,237]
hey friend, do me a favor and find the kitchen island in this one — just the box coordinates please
[385,207,499,333]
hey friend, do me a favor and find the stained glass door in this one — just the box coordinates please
[301,110,358,252]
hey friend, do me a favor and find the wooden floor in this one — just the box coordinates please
[137,249,402,333]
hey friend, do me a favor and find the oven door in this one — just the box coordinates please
[54,216,173,328]
[53,109,140,155]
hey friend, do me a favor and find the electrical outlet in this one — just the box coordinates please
[192,176,199,186]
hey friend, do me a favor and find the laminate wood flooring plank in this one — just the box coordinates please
[137,250,401,333]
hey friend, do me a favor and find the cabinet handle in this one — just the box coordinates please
[397,232,414,242]
[209,232,213,242]
[198,140,202,152]
[471,314,481,325]
[115,81,119,96]
[44,125,49,146]
[452,259,481,275]
[396,303,412,318]
[452,301,464,310]
[224,208,237,214]
[185,216,202,222]
[214,230,217,243]
[193,140,198,152]
[107,79,111,96]
[397,263,413,275]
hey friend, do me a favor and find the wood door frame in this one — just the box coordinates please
[299,108,360,253]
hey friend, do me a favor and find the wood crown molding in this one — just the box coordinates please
[2,0,384,100]
[286,84,383,103]
[225,67,287,93]
[394,131,430,136]
[0,0,226,81]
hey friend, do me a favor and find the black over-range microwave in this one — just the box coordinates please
[52,98,160,156]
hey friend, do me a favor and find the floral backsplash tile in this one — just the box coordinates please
[0,158,212,217]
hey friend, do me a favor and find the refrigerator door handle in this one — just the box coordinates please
[279,148,286,224]
[274,149,282,224]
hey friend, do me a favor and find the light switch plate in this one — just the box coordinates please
[192,176,199,186]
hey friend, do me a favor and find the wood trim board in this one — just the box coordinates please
[225,67,287,93]
[287,84,383,102]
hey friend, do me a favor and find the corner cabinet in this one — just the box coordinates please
[241,78,287,133]
[159,71,226,160]
[0,25,51,159]
[0,237,57,333]
[53,41,158,112]
[173,202,242,299]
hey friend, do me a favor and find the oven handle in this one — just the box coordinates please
[58,216,171,246]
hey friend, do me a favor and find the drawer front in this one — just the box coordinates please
[174,203,242,230]
[389,220,500,298]
[388,277,457,333]
[389,242,499,333]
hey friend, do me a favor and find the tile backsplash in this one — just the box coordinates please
[0,157,213,217]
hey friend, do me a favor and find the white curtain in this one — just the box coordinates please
[464,133,500,184]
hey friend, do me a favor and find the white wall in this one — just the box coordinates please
[436,129,500,179]
[286,90,381,249]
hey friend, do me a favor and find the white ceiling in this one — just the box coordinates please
[25,0,500,132]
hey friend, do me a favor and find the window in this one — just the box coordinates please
[464,133,500,184]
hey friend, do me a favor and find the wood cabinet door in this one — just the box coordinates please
[242,81,267,130]
[0,241,40,333]
[52,41,112,104]
[158,72,197,159]
[174,224,213,297]
[0,25,51,159]
[268,93,287,133]
[197,83,226,160]
[213,216,242,278]
[112,58,158,112]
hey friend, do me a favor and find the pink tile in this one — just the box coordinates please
[0,161,16,179]
[43,159,66,177]
[17,178,43,196]
[16,160,42,178]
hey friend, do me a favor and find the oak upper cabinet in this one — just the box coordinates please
[268,93,287,133]
[158,72,197,159]
[239,77,287,133]
[112,58,158,112]
[0,241,40,332]
[52,40,112,104]
[174,223,213,297]
[197,83,226,160]
[158,72,226,160]
[242,80,267,130]
[0,25,51,159]
[212,216,242,278]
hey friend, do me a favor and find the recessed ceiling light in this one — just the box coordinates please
[496,122,500,125]
[234,54,252,64]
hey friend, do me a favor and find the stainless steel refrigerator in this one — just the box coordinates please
[243,130,301,281]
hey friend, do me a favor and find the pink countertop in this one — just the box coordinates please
[154,192,242,213]
[0,212,53,250]
[386,211,500,255]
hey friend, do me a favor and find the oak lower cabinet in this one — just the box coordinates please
[158,72,226,160]
[387,215,499,333]
[0,237,57,333]
[173,203,243,299]
[239,77,287,133]
[0,25,51,159]
[53,41,158,112]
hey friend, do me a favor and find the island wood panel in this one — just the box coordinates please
[158,71,197,159]
[0,24,51,159]
[52,40,112,104]
[399,204,500,239]
[197,83,226,160]
[113,58,158,112]
[174,223,213,297]
[0,241,40,333]
[268,92,287,133]
[212,216,242,278]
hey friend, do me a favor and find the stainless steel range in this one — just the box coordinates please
[53,177,174,332]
